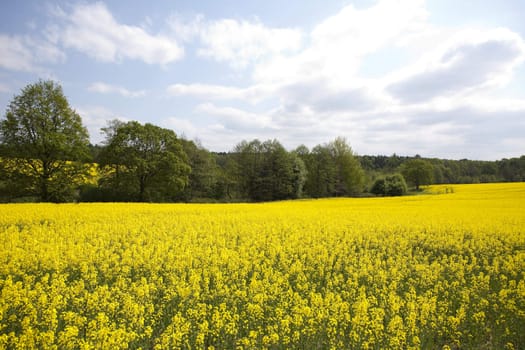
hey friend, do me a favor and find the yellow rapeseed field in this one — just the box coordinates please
[1,183,524,349]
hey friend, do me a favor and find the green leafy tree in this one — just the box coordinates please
[401,159,434,190]
[371,174,407,196]
[0,157,35,201]
[214,154,240,200]
[384,173,407,196]
[498,156,525,182]
[289,152,307,199]
[329,137,365,196]
[370,177,386,196]
[301,138,364,198]
[0,80,91,202]
[98,120,190,202]
[232,139,307,201]
[233,139,263,199]
[306,144,337,198]
[179,139,219,201]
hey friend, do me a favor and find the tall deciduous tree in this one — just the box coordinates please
[329,137,365,196]
[0,80,91,202]
[179,138,219,201]
[298,137,364,198]
[308,144,337,198]
[98,120,190,202]
[233,139,307,201]
[401,159,434,190]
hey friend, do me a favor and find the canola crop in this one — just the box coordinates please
[0,183,524,349]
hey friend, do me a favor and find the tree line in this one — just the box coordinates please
[360,154,525,185]
[1,80,524,203]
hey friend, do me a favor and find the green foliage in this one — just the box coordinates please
[401,159,434,190]
[232,139,307,201]
[0,157,35,201]
[305,144,337,198]
[212,153,240,201]
[289,152,307,199]
[370,174,407,196]
[384,174,408,196]
[360,155,525,185]
[97,120,190,202]
[330,137,365,195]
[178,139,220,201]
[498,156,525,182]
[0,80,91,202]
[298,137,364,198]
[370,177,386,196]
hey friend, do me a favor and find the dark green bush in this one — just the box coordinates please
[370,174,407,196]
[370,178,386,196]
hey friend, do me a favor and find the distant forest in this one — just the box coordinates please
[359,154,525,185]
[1,80,524,203]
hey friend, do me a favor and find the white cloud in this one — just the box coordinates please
[196,103,274,131]
[158,90,525,158]
[168,14,205,43]
[165,0,431,110]
[162,111,279,152]
[346,98,525,159]
[159,0,525,159]
[461,96,525,112]
[161,116,241,152]
[166,82,278,103]
[0,35,38,72]
[55,2,183,64]
[311,0,427,58]
[88,82,146,98]
[167,83,247,100]
[387,28,525,102]
[278,78,391,114]
[254,0,427,84]
[0,34,65,72]
[162,117,200,137]
[198,19,303,69]
[169,15,303,69]
[27,0,519,159]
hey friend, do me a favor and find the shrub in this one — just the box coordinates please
[370,178,386,196]
[385,174,407,196]
[370,174,407,196]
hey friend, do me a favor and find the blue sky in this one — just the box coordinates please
[1,0,524,160]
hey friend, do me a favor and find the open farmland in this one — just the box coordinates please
[0,183,524,349]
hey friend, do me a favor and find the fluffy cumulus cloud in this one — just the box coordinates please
[169,15,303,69]
[53,2,183,64]
[197,19,303,69]
[253,0,427,84]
